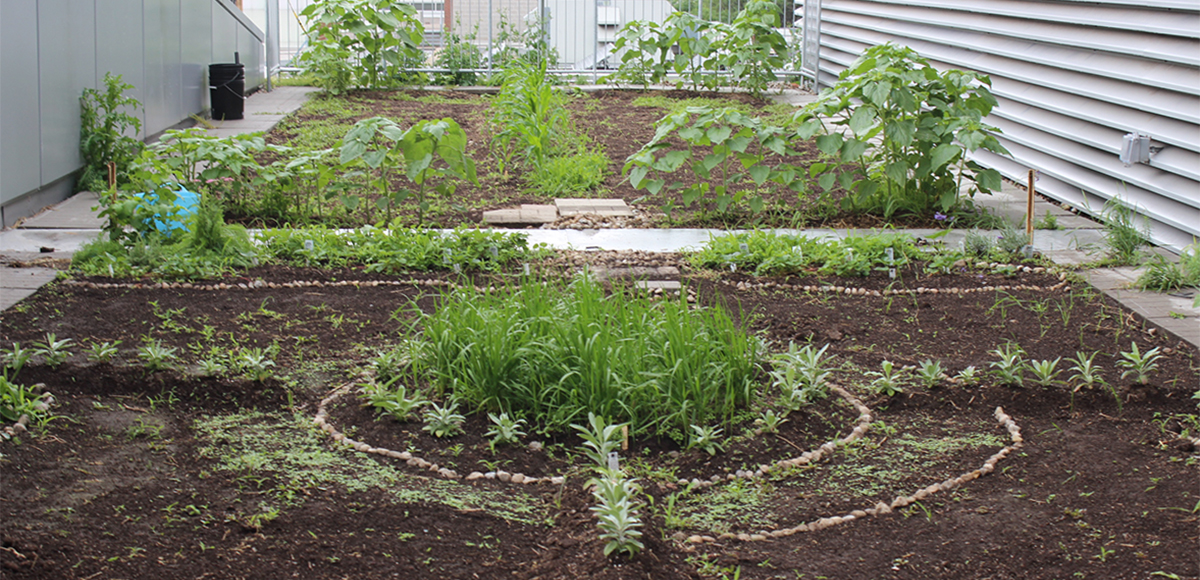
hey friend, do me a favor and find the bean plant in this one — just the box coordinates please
[793,43,1007,219]
[297,0,425,93]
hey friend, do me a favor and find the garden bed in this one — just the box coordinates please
[2,253,1197,579]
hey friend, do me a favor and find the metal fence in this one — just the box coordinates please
[258,0,809,78]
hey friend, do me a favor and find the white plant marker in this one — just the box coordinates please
[607,452,620,471]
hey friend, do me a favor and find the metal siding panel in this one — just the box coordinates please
[180,0,212,115]
[238,24,265,89]
[95,0,146,140]
[212,7,238,65]
[1,0,43,204]
[38,0,97,185]
[144,0,183,134]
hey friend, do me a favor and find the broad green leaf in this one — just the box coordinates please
[848,107,876,135]
[655,150,691,172]
[629,166,650,188]
[930,144,962,171]
[645,179,665,195]
[863,81,891,106]
[840,139,868,162]
[707,125,732,144]
[702,153,724,172]
[748,164,770,185]
[748,195,764,213]
[976,168,1002,192]
[815,134,843,156]
[885,120,916,147]
[885,161,909,184]
[818,173,836,191]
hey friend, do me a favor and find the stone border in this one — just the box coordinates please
[675,384,873,488]
[681,406,1023,544]
[0,384,54,442]
[311,378,565,487]
[725,273,1070,296]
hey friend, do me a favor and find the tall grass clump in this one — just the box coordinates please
[409,276,761,438]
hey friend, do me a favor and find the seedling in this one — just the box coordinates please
[3,343,34,376]
[485,412,527,452]
[989,343,1027,387]
[1116,342,1162,384]
[137,340,178,372]
[866,360,906,397]
[1028,358,1062,388]
[197,358,226,378]
[916,359,945,389]
[33,333,74,368]
[361,378,428,422]
[754,409,787,434]
[1068,351,1105,391]
[86,340,121,364]
[687,424,725,456]
[422,400,465,438]
[955,365,982,386]
[573,413,626,469]
[238,348,277,382]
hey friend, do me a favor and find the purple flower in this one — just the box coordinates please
[934,212,947,222]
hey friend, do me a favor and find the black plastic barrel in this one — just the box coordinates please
[209,63,245,120]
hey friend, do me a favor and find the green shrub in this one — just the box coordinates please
[689,230,920,277]
[79,73,144,192]
[527,152,608,195]
[296,0,425,93]
[793,43,1008,219]
[410,276,760,437]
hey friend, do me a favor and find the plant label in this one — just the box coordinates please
[453,264,462,274]
[729,263,736,273]
[886,247,894,263]
[889,268,896,279]
[489,246,499,259]
[607,452,620,471]
[523,263,531,276]
[443,249,452,264]
[304,239,314,252]
[739,243,749,254]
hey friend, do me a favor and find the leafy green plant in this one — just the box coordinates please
[1116,343,1161,385]
[86,340,121,364]
[433,23,484,85]
[525,151,608,196]
[3,343,34,377]
[590,475,645,558]
[297,0,425,93]
[754,409,787,433]
[688,231,920,277]
[1034,210,1060,230]
[1028,358,1062,388]
[238,348,277,382]
[962,230,995,259]
[197,357,226,378]
[866,360,906,396]
[625,106,792,220]
[370,348,409,384]
[916,359,945,389]
[362,377,428,422]
[422,400,466,438]
[1100,197,1149,265]
[0,375,48,423]
[687,424,726,455]
[137,340,178,372]
[792,43,1007,219]
[770,342,833,404]
[712,0,790,96]
[1137,244,1200,292]
[989,342,1026,387]
[995,221,1031,256]
[489,60,576,176]
[339,116,478,223]
[485,412,527,452]
[1068,351,1105,391]
[955,365,982,386]
[33,334,74,368]
[79,72,144,192]
[573,413,627,469]
[412,277,759,437]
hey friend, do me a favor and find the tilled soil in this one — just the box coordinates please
[1,259,1197,579]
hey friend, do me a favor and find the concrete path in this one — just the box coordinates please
[1,87,1195,348]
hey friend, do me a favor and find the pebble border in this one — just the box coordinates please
[681,406,1024,544]
[0,385,54,442]
[675,384,873,489]
[311,378,565,487]
[725,271,1070,296]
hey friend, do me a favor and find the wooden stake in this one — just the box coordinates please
[1026,169,1036,237]
[621,425,629,451]
[107,161,118,203]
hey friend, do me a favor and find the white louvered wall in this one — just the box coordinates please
[814,0,1200,252]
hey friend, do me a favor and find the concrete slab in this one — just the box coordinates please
[1,267,59,289]
[482,205,558,224]
[0,288,36,312]
[555,198,634,217]
[0,229,101,255]
[18,192,106,229]
[635,280,682,290]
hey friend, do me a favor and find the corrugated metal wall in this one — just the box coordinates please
[814,0,1200,252]
[0,0,265,226]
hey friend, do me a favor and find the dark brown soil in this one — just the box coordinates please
[2,259,1197,579]
[251,89,950,230]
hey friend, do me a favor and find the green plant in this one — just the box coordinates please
[0,375,48,423]
[688,231,920,277]
[297,0,425,93]
[866,360,906,396]
[916,359,945,389]
[687,424,726,455]
[433,23,484,85]
[771,342,833,401]
[339,116,478,224]
[995,221,1031,256]
[573,413,626,469]
[32,333,74,368]
[609,12,719,91]
[793,43,1007,219]
[3,343,34,376]
[625,106,792,220]
[137,340,178,372]
[489,60,576,176]
[590,475,645,558]
[1034,210,1060,230]
[79,72,144,192]
[754,409,787,433]
[86,340,121,364]
[712,0,790,96]
[1116,342,1161,384]
[370,348,409,384]
[1068,351,1104,391]
[197,357,226,378]
[361,377,428,422]
[485,412,527,452]
[1100,197,1149,265]
[989,342,1026,387]
[525,151,608,196]
[955,365,982,386]
[1028,358,1062,388]
[962,229,995,259]
[1137,245,1200,292]
[238,348,277,382]
[412,277,759,437]
[422,400,466,438]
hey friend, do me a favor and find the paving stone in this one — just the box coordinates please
[482,205,558,224]
[635,280,682,290]
[554,198,634,217]
[1,267,59,289]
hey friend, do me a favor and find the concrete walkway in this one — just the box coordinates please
[1,87,1195,346]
